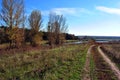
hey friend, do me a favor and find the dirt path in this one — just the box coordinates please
[98,46,120,80]
[91,46,117,80]
[82,45,95,80]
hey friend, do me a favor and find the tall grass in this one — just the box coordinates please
[0,44,88,80]
[102,44,120,68]
[90,54,97,80]
[103,44,120,59]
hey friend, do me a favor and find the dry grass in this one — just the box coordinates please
[0,44,88,80]
[103,44,120,59]
[101,44,120,68]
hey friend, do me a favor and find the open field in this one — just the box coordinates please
[0,44,88,80]
[0,43,120,80]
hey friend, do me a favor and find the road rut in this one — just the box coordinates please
[82,45,95,80]
[98,46,120,80]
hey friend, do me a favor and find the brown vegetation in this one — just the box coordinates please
[47,13,68,47]
[101,44,120,68]
[28,10,42,46]
[0,0,76,49]
[0,0,25,48]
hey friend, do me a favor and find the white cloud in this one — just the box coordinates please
[41,8,91,16]
[96,6,120,15]
[51,8,76,15]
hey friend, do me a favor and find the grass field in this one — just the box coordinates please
[0,44,88,80]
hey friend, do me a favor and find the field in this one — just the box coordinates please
[0,43,120,80]
[0,44,88,80]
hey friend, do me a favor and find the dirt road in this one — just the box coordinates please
[98,46,120,80]
[82,45,95,80]
[82,45,120,80]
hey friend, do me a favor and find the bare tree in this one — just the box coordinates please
[0,0,25,28]
[28,10,42,46]
[0,0,25,48]
[47,12,68,46]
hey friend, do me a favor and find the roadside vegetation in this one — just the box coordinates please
[0,44,88,80]
[101,44,120,69]
[90,54,97,80]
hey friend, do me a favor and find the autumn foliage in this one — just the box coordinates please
[0,0,70,48]
[47,13,68,47]
[6,27,24,48]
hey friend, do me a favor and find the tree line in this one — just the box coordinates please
[0,26,78,44]
[0,0,78,48]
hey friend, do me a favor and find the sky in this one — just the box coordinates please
[1,0,120,36]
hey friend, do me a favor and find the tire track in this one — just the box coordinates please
[98,46,120,80]
[91,46,116,80]
[82,45,95,80]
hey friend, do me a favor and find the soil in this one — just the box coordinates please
[82,45,95,80]
[98,46,120,80]
[91,46,117,80]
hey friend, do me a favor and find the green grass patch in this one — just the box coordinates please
[90,54,98,80]
[0,44,88,80]
[65,40,79,43]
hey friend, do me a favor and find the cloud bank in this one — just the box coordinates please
[96,6,120,15]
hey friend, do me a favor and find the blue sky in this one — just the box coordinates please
[1,0,120,36]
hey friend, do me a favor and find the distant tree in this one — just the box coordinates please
[47,12,68,46]
[28,10,42,46]
[65,33,78,40]
[0,0,25,48]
